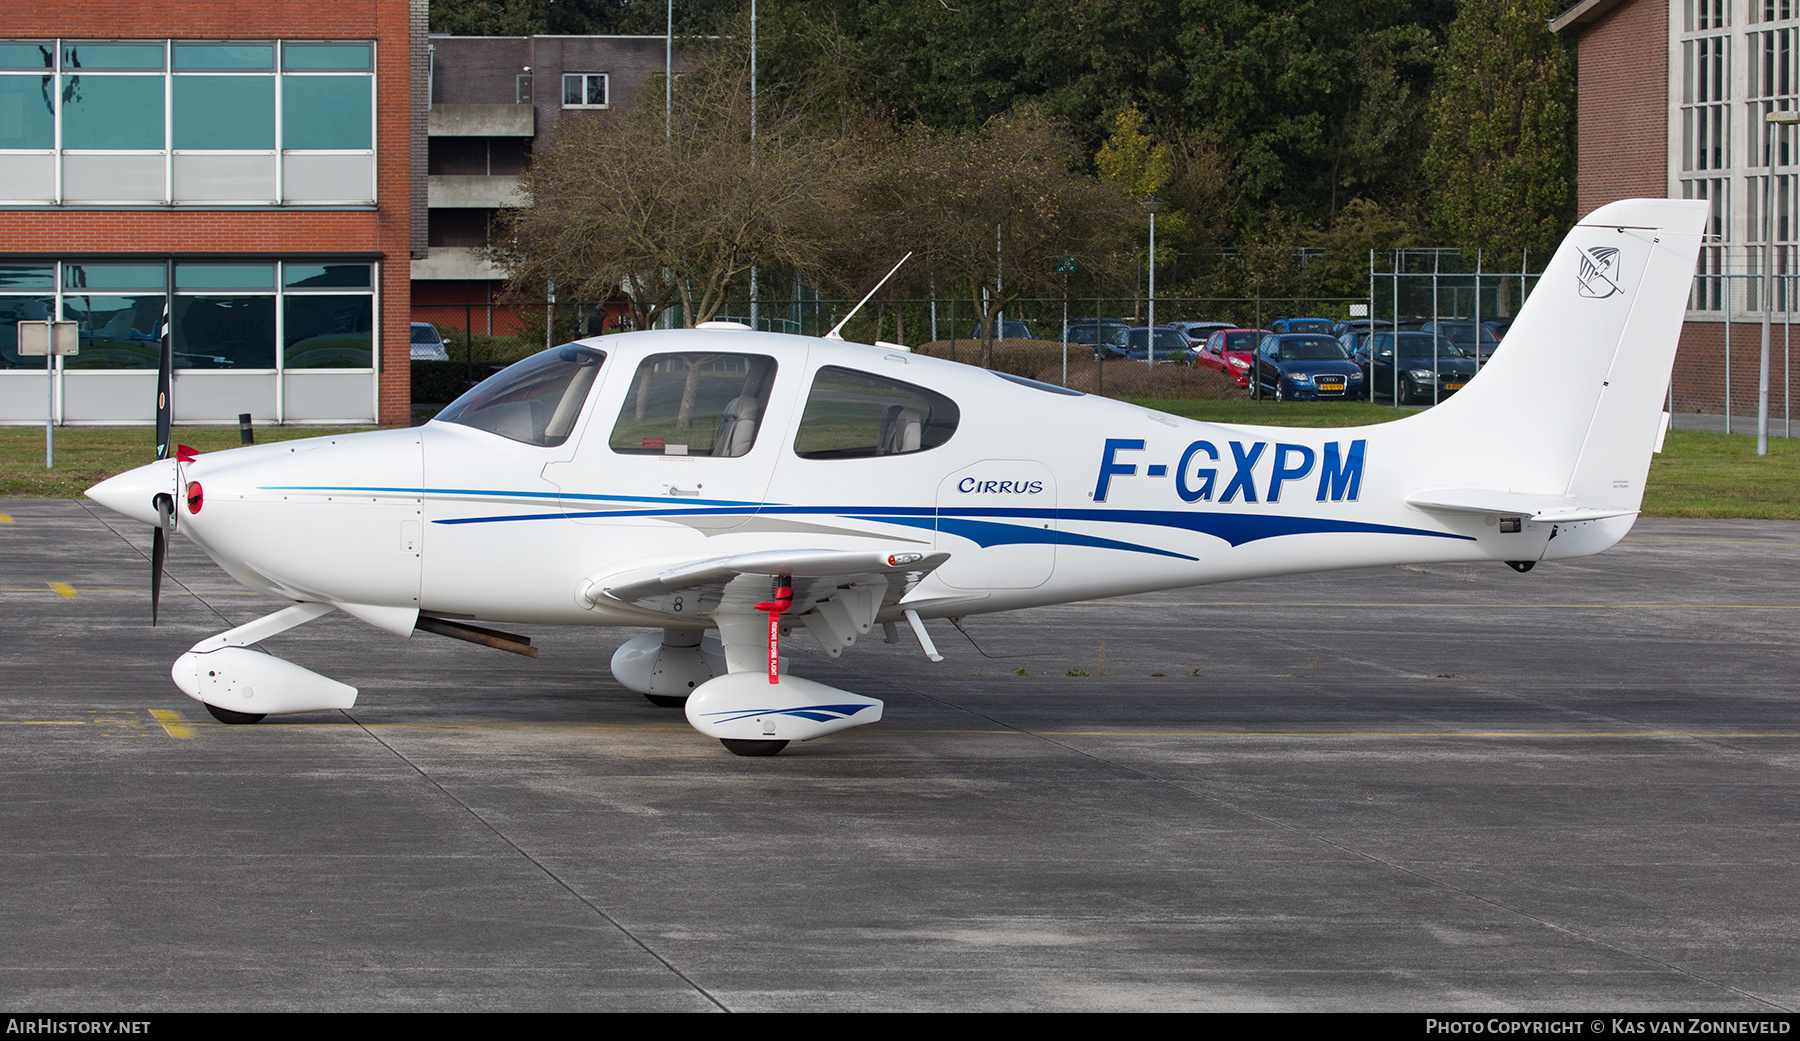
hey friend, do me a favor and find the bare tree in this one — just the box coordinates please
[841,109,1135,368]
[491,43,844,330]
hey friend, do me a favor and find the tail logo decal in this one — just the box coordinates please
[1578,245,1623,298]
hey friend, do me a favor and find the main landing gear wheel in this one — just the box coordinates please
[643,693,688,708]
[204,703,266,725]
[720,738,788,757]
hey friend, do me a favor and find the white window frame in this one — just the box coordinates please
[561,72,609,109]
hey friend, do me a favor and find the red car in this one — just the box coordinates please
[1196,328,1265,388]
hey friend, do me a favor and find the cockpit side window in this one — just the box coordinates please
[435,343,604,447]
[793,365,959,459]
[608,352,779,457]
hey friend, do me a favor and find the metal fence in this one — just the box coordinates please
[411,248,1796,431]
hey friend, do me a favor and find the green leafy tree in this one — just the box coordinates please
[1178,0,1451,227]
[1096,105,1172,199]
[1424,0,1574,261]
[1097,104,1190,292]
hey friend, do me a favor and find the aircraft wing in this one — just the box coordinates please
[585,548,952,620]
[1405,488,1637,523]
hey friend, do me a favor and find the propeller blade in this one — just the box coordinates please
[151,496,170,626]
[154,305,172,461]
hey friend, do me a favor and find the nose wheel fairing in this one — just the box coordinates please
[170,603,358,718]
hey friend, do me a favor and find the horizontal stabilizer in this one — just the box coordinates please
[1406,488,1637,523]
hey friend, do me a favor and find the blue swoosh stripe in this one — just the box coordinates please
[280,483,1471,555]
[260,485,766,508]
[861,515,1199,561]
[699,704,874,724]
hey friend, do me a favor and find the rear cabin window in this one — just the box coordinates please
[793,366,959,459]
[609,352,778,457]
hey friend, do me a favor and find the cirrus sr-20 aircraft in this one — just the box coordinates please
[87,198,1705,756]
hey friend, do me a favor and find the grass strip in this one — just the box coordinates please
[4,407,1795,519]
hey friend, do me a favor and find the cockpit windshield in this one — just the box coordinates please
[435,343,605,447]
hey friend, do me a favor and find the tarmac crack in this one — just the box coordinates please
[337,713,731,1013]
[824,648,1796,1011]
[80,499,238,631]
[1030,731,1796,1012]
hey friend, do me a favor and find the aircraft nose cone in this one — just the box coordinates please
[87,459,177,527]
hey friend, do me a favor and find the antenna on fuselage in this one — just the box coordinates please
[824,252,913,342]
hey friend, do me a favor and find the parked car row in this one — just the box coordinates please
[1023,314,1507,407]
[1194,323,1483,406]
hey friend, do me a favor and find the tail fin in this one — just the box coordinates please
[1410,198,1707,514]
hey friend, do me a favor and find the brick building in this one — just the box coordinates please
[0,0,425,427]
[1556,0,1799,418]
[414,34,670,339]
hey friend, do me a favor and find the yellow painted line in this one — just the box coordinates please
[1011,730,1800,739]
[164,720,1800,741]
[46,582,78,599]
[0,587,260,594]
[1624,537,1800,545]
[1075,600,1800,609]
[0,720,87,726]
[0,513,12,523]
[149,709,195,740]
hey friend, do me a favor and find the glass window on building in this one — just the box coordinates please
[60,263,166,370]
[0,258,378,372]
[173,263,276,369]
[61,73,166,150]
[562,73,608,108]
[282,41,372,151]
[173,42,274,71]
[0,43,54,151]
[173,76,275,150]
[0,263,55,370]
[3,39,374,205]
[282,75,372,150]
[282,262,374,369]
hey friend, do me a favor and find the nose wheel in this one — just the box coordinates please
[204,703,266,725]
[721,739,788,757]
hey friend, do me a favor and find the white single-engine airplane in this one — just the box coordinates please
[88,199,1705,755]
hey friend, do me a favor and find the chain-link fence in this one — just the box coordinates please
[411,248,1797,432]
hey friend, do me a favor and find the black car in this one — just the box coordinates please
[1120,326,1195,364]
[1254,333,1365,401]
[1061,318,1130,346]
[1346,331,1477,405]
[1415,320,1501,364]
[1063,321,1134,360]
